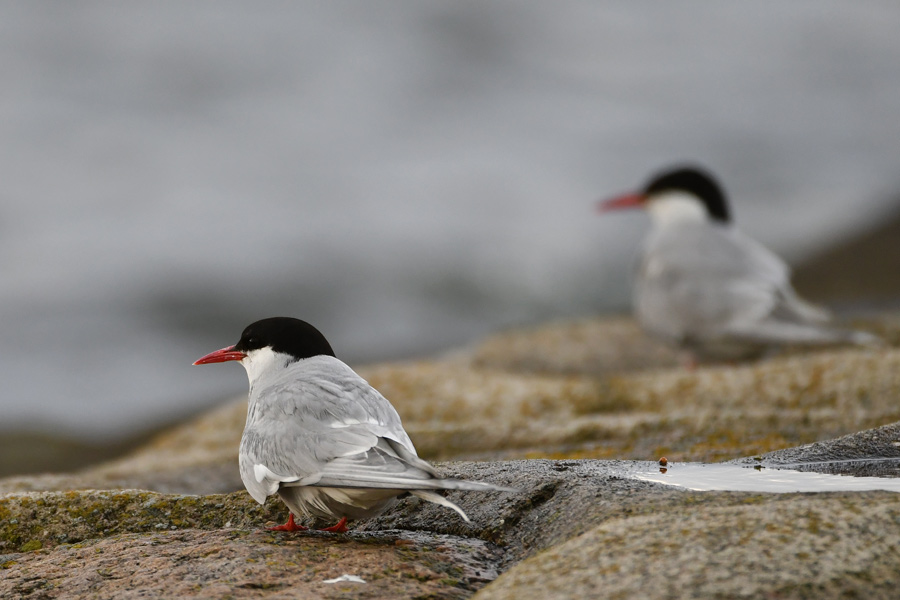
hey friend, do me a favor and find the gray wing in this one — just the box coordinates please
[635,223,831,344]
[239,356,415,502]
[271,437,510,492]
[240,356,510,504]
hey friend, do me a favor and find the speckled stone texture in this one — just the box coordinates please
[3,313,900,598]
[474,492,900,600]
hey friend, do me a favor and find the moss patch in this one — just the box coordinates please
[0,490,285,553]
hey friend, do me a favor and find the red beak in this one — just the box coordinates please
[193,345,247,365]
[597,192,646,213]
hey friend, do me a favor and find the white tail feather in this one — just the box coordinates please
[410,490,470,522]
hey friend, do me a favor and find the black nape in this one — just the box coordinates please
[644,165,731,223]
[233,317,336,361]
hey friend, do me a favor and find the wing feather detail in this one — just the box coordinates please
[239,356,514,502]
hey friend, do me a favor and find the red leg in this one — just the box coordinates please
[318,517,349,533]
[267,513,307,532]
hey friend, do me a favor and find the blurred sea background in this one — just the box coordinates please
[2,1,900,473]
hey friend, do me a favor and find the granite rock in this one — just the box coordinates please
[3,314,900,598]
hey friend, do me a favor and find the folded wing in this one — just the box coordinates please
[241,356,514,506]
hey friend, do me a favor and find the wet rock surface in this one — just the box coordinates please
[0,461,680,598]
[3,313,900,598]
[0,528,501,600]
[732,420,900,478]
[5,453,900,598]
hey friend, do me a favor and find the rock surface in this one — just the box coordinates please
[2,314,900,598]
[0,525,502,599]
[5,452,900,599]
[2,524,507,599]
[4,315,896,499]
[476,490,900,600]
[732,420,900,477]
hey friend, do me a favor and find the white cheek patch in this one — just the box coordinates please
[240,347,282,385]
[647,191,708,224]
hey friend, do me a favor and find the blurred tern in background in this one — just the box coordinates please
[599,165,880,363]
[194,317,514,533]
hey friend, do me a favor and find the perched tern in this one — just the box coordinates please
[599,165,880,362]
[194,317,513,533]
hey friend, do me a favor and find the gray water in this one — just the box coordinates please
[2,2,900,438]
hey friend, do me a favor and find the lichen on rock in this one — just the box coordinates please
[2,313,900,598]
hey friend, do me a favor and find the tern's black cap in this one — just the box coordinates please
[233,317,336,361]
[644,165,731,223]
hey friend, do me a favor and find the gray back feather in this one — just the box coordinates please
[239,355,416,501]
[636,221,817,343]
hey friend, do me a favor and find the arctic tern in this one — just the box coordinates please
[194,317,513,533]
[599,165,880,362]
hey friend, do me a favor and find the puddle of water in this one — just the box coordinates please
[633,462,900,493]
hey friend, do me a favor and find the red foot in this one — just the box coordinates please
[318,517,349,533]
[267,513,308,532]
